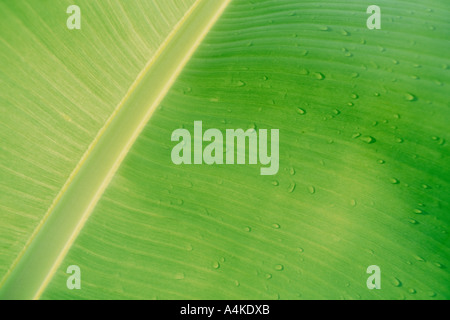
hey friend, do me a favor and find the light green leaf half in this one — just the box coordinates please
[1,0,449,300]
[0,0,230,299]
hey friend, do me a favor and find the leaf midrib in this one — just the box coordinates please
[0,0,231,300]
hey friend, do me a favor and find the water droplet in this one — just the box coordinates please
[212,261,220,269]
[186,244,193,251]
[263,75,268,81]
[350,199,357,206]
[390,178,400,184]
[422,184,431,189]
[319,26,330,31]
[297,108,306,115]
[272,223,281,229]
[314,72,325,80]
[428,291,437,297]
[378,159,385,164]
[274,264,284,271]
[334,109,341,115]
[288,182,296,193]
[392,277,402,287]
[341,30,350,36]
[352,133,362,139]
[408,288,416,294]
[413,208,424,214]
[361,136,376,144]
[236,80,246,87]
[234,280,240,287]
[408,218,419,224]
[414,255,425,262]
[265,273,272,279]
[271,180,279,186]
[244,226,252,232]
[433,262,444,269]
[308,186,316,194]
[405,93,417,101]
[351,93,359,99]
[289,167,296,175]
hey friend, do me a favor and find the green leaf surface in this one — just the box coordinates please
[1,0,449,300]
